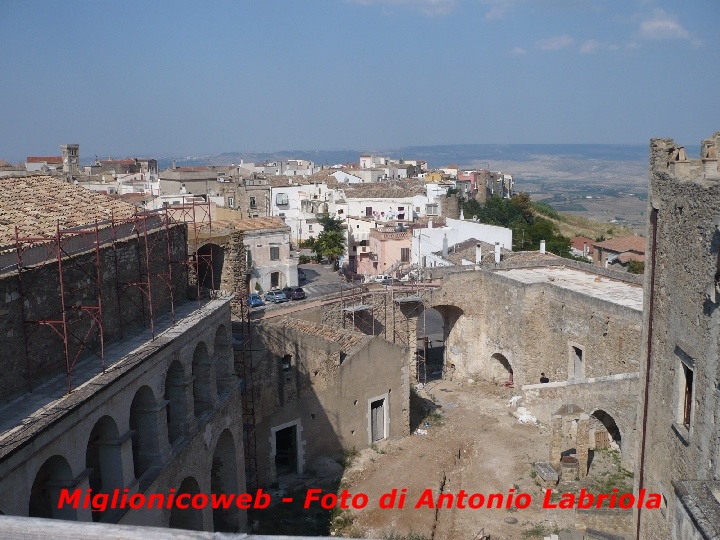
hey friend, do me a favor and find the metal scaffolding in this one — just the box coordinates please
[12,201,214,395]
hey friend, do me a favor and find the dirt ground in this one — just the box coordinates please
[332,378,633,540]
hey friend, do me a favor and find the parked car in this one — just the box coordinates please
[288,287,306,300]
[264,290,289,303]
[298,269,307,281]
[248,293,264,307]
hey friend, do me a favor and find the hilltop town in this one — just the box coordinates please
[0,134,719,540]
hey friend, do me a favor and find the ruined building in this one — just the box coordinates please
[636,133,720,540]
[0,176,246,532]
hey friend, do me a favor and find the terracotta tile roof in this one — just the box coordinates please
[594,235,646,254]
[0,175,137,246]
[616,252,645,264]
[204,217,289,235]
[26,156,62,164]
[571,236,595,254]
[275,317,367,353]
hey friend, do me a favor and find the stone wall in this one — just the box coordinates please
[637,134,720,539]
[521,373,640,470]
[0,223,188,405]
[433,270,643,389]
[250,320,408,487]
[0,299,246,532]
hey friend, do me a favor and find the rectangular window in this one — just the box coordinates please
[250,196,256,209]
[365,206,373,217]
[401,248,410,262]
[682,363,694,428]
[308,224,313,232]
[270,247,280,260]
[227,196,234,208]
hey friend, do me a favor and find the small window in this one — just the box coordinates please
[282,354,292,372]
[250,196,256,209]
[401,248,410,262]
[681,363,694,428]
[309,224,313,232]
[227,196,234,208]
[338,209,344,214]
[270,247,280,260]
[365,207,373,217]
[246,249,252,266]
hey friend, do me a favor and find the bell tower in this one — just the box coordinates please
[60,144,80,174]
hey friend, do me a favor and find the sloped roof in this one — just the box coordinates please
[594,235,646,254]
[275,317,367,354]
[0,175,137,246]
[26,156,62,164]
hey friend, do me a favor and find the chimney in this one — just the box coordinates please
[442,234,448,257]
[475,243,482,265]
[460,208,465,220]
[540,240,546,254]
[583,242,588,257]
[494,242,501,264]
[172,160,176,169]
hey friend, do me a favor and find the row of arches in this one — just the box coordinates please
[24,325,238,531]
[27,430,240,532]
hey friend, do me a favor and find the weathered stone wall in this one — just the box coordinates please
[637,134,720,539]
[0,299,246,532]
[0,224,188,405]
[521,373,640,470]
[433,270,643,389]
[250,320,408,487]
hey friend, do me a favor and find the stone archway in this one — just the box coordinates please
[591,409,622,450]
[214,325,234,394]
[86,415,123,521]
[130,385,160,481]
[193,341,215,416]
[165,360,188,444]
[196,243,224,290]
[211,430,240,532]
[490,353,513,386]
[29,455,77,520]
[431,304,465,378]
[169,476,203,531]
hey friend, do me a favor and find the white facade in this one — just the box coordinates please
[332,171,363,184]
[411,218,512,266]
[245,227,298,292]
[343,195,431,221]
[270,183,336,243]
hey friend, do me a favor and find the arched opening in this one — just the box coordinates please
[169,476,203,531]
[196,243,224,290]
[130,385,160,481]
[490,353,514,387]
[29,455,77,520]
[165,361,188,445]
[211,430,240,532]
[85,415,123,521]
[214,325,234,394]
[431,304,464,379]
[193,342,215,416]
[591,409,622,450]
[417,307,445,380]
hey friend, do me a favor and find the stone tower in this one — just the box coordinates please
[60,144,80,175]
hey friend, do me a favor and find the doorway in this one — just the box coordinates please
[274,425,297,475]
[370,399,386,442]
[271,272,280,289]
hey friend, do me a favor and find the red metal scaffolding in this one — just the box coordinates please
[12,201,214,395]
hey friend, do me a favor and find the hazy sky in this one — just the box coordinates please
[1,0,718,161]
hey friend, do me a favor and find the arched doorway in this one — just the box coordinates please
[29,455,77,520]
[165,361,188,444]
[417,307,445,380]
[211,430,239,532]
[169,476,203,531]
[86,415,123,521]
[193,342,215,416]
[196,243,224,290]
[490,353,513,386]
[130,385,160,481]
[591,409,622,450]
[431,304,465,379]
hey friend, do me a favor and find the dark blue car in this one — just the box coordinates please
[248,293,264,307]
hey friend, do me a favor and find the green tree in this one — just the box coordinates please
[627,260,645,274]
[318,215,344,233]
